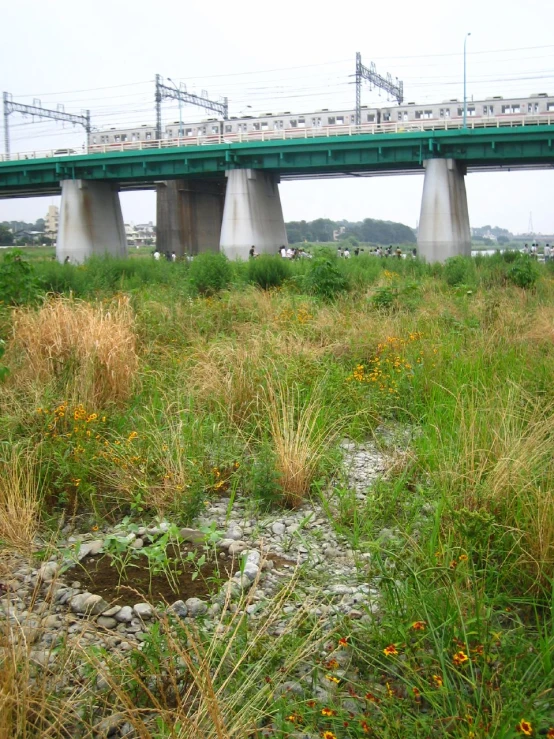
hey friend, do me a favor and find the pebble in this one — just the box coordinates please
[185,598,208,618]
[115,606,134,623]
[133,603,154,620]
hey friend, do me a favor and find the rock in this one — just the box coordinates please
[271,522,286,536]
[97,616,118,629]
[217,539,235,551]
[244,549,261,566]
[169,600,188,619]
[228,541,247,556]
[185,598,208,618]
[225,524,243,540]
[77,539,104,559]
[130,538,143,550]
[232,574,252,591]
[239,563,259,582]
[274,680,304,697]
[29,650,50,667]
[94,712,125,736]
[133,603,154,620]
[114,606,134,623]
[102,606,122,618]
[180,528,205,543]
[42,614,61,628]
[38,562,59,582]
[70,593,109,616]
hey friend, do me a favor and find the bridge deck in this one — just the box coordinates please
[1,122,554,197]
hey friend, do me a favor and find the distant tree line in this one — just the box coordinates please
[286,218,416,245]
[0,219,47,246]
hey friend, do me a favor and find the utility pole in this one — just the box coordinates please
[354,52,403,127]
[154,75,229,140]
[3,92,90,159]
[463,33,471,129]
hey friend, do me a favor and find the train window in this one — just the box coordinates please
[415,110,423,119]
[440,108,450,118]
[211,125,219,134]
[92,136,97,144]
[367,114,375,122]
[261,122,269,130]
[298,118,305,128]
[528,103,539,113]
[274,120,283,129]
[290,119,298,128]
[467,108,475,116]
[548,103,554,112]
[512,105,520,113]
[483,105,494,115]
[328,116,335,125]
[382,112,391,121]
[132,133,137,142]
[146,133,152,140]
[114,135,120,143]
[253,122,260,130]
[336,116,344,124]
[424,110,433,118]
[122,134,128,142]
[225,125,233,133]
[397,111,403,121]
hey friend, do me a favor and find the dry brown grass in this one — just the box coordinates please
[0,447,42,553]
[9,295,138,406]
[262,374,343,507]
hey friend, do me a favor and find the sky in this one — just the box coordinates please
[2,0,554,234]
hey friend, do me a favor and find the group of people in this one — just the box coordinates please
[523,243,551,261]
[277,246,311,259]
[338,244,417,259]
[153,250,177,262]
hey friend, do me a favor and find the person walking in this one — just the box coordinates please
[249,245,256,259]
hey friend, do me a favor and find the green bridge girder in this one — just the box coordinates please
[1,126,554,197]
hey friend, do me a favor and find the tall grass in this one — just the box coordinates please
[9,295,138,406]
[0,446,42,552]
[262,375,343,507]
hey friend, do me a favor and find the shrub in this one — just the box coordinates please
[0,250,41,305]
[302,256,349,301]
[247,254,291,290]
[507,255,539,289]
[443,255,475,286]
[188,252,232,295]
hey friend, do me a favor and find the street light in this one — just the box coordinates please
[463,32,472,129]
[167,77,182,139]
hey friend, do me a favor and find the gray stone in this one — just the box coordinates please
[130,538,144,549]
[239,562,259,582]
[244,549,261,566]
[97,616,118,629]
[77,539,104,559]
[70,592,109,616]
[271,522,286,536]
[169,600,188,619]
[233,574,252,591]
[225,524,243,540]
[217,538,235,551]
[41,615,61,628]
[38,562,58,582]
[102,605,122,618]
[133,603,154,620]
[114,606,134,623]
[185,598,208,617]
[180,528,205,543]
[228,541,247,556]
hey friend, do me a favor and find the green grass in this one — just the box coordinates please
[0,249,553,736]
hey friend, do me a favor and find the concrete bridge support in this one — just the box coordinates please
[156,179,225,257]
[56,180,127,265]
[219,169,288,260]
[417,158,471,263]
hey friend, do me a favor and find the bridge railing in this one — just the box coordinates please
[1,114,553,162]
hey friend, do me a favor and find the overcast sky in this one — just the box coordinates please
[2,0,554,234]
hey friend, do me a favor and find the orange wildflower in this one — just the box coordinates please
[322,732,337,739]
[360,721,371,734]
[516,720,533,736]
[383,644,398,656]
[321,708,335,717]
[411,620,426,631]
[453,650,469,666]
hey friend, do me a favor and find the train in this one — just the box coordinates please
[87,93,554,147]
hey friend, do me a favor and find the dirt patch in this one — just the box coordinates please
[69,544,234,606]
[68,546,296,608]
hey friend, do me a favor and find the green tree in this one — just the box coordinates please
[0,225,14,246]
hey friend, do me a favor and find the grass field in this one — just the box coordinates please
[0,247,553,738]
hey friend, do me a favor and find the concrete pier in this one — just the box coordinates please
[57,180,127,264]
[417,158,471,263]
[220,169,288,260]
[156,179,225,257]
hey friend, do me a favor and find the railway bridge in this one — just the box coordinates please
[1,119,554,263]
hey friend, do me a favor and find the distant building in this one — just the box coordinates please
[124,221,155,247]
[333,226,345,241]
[45,205,59,241]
